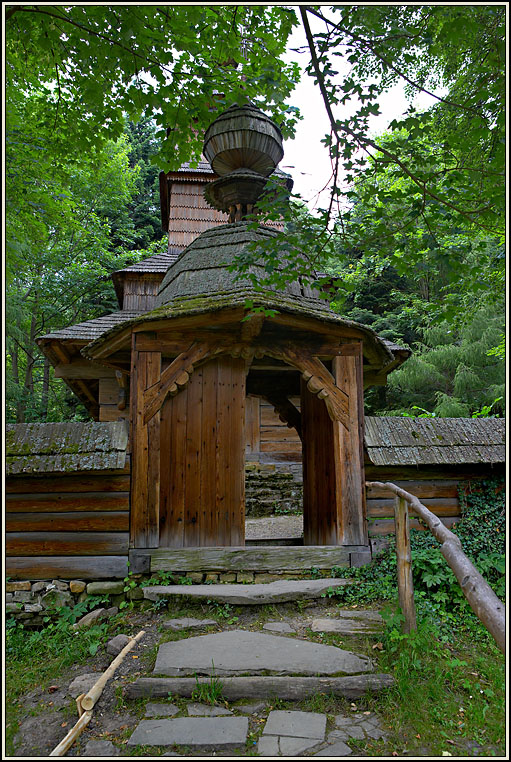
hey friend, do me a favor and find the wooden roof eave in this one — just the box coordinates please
[36,338,100,418]
[82,302,396,372]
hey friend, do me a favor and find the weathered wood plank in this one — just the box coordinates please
[99,405,129,422]
[367,481,461,499]
[6,474,131,494]
[245,396,261,453]
[367,497,460,517]
[6,556,129,580]
[229,358,246,546]
[368,516,459,536]
[260,427,301,442]
[54,361,115,379]
[149,545,358,572]
[260,442,303,454]
[99,378,120,405]
[333,351,367,545]
[201,360,218,546]
[6,512,129,532]
[6,532,129,556]
[166,383,188,548]
[395,496,417,633]
[184,367,203,547]
[6,493,129,513]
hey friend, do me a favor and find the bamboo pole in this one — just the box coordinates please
[49,711,92,756]
[367,481,506,653]
[394,495,417,633]
[80,630,145,711]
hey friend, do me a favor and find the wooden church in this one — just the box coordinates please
[6,104,504,581]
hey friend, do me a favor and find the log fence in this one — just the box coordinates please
[366,481,505,653]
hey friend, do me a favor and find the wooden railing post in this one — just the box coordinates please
[394,495,417,633]
[367,480,506,653]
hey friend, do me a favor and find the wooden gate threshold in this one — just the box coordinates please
[129,545,372,574]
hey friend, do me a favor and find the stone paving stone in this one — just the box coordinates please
[68,673,99,698]
[162,617,217,631]
[187,703,232,716]
[263,710,326,740]
[127,717,249,748]
[145,702,180,718]
[154,630,372,677]
[262,621,296,633]
[82,739,120,757]
[257,735,280,756]
[313,740,353,756]
[279,736,324,755]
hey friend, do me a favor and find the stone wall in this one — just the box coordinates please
[245,463,303,517]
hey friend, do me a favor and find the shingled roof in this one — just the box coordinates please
[38,310,143,342]
[364,416,505,466]
[6,418,504,475]
[6,422,128,475]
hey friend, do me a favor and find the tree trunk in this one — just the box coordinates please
[41,356,50,420]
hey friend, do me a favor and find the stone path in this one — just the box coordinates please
[124,613,391,755]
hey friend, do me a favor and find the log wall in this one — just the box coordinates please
[5,465,130,579]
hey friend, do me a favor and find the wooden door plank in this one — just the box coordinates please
[200,360,218,546]
[229,359,246,546]
[184,368,203,547]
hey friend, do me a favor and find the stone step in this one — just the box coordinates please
[142,577,353,605]
[125,673,394,702]
[153,630,373,677]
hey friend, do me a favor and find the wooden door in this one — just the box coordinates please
[159,356,246,547]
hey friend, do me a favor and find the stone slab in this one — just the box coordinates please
[154,630,372,677]
[263,710,326,740]
[143,578,352,605]
[145,703,180,718]
[263,621,296,633]
[162,617,217,632]
[187,703,232,716]
[235,701,267,714]
[127,717,248,748]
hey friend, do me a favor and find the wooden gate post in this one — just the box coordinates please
[130,334,161,548]
[394,495,417,633]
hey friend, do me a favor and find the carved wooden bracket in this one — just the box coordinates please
[142,342,212,424]
[264,346,350,430]
[266,395,302,440]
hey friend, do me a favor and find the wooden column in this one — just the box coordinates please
[301,343,367,546]
[159,356,246,547]
[130,335,161,548]
[333,344,368,545]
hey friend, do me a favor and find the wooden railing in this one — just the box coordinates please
[366,481,506,653]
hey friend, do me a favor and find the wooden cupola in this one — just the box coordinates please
[81,102,404,556]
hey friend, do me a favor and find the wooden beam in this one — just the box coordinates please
[265,395,302,439]
[54,360,115,379]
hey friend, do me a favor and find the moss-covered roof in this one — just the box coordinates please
[82,222,397,369]
[364,416,505,465]
[6,422,128,475]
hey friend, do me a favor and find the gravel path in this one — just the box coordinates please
[245,515,303,541]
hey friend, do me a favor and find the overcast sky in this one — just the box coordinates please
[282,19,442,210]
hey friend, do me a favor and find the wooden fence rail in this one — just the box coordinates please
[366,481,505,653]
